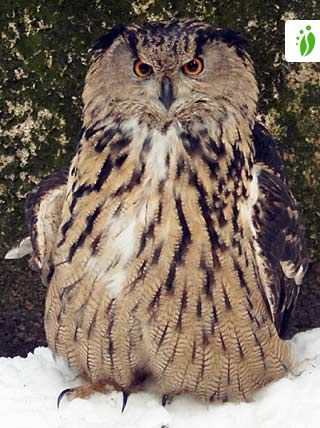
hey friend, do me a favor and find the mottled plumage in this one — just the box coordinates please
[7,19,308,403]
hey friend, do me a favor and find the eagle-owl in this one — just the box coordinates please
[7,19,308,404]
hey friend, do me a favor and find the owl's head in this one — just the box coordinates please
[83,20,258,130]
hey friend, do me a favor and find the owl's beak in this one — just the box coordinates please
[159,77,175,110]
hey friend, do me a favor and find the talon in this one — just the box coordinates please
[121,391,130,413]
[57,387,73,409]
[162,394,169,407]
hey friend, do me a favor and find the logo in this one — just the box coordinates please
[285,20,320,62]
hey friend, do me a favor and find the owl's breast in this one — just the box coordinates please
[45,119,291,396]
[84,194,160,299]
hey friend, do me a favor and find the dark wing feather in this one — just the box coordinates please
[24,169,68,273]
[252,123,308,338]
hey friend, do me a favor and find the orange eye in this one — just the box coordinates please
[182,58,204,76]
[133,60,153,77]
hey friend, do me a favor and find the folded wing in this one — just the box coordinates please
[252,124,308,338]
[5,169,68,278]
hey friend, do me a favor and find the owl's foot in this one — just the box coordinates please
[57,383,108,408]
[57,383,130,413]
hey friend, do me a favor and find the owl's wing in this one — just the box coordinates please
[252,123,308,338]
[5,169,68,275]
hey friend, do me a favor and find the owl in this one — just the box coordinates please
[6,19,308,407]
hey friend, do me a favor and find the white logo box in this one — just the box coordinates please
[285,20,320,62]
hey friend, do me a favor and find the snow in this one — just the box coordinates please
[1,329,320,428]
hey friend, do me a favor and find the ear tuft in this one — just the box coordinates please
[91,24,127,52]
[196,27,249,60]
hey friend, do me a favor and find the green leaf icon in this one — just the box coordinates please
[300,35,307,56]
[300,31,316,56]
[306,32,316,55]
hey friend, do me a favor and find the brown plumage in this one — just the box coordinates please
[7,19,308,403]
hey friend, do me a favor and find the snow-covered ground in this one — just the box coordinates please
[1,329,320,428]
